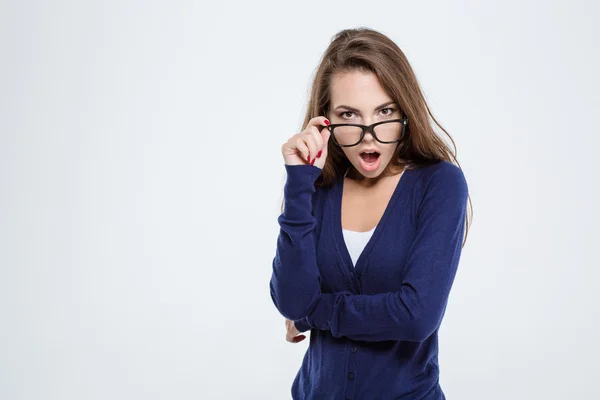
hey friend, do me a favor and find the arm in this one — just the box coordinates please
[300,164,469,342]
[269,164,324,321]
[294,317,311,333]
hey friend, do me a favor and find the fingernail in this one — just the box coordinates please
[324,119,330,125]
[307,156,311,163]
[311,157,315,165]
[317,150,322,158]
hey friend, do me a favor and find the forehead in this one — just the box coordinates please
[329,70,391,108]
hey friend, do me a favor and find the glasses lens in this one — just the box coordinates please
[373,121,403,142]
[332,125,363,146]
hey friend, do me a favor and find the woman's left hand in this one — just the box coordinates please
[285,318,306,343]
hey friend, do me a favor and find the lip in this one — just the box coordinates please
[358,153,381,171]
[359,148,381,154]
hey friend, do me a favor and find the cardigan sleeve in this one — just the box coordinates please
[301,164,469,342]
[269,164,324,321]
[294,317,311,333]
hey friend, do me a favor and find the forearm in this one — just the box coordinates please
[269,164,324,320]
[301,289,450,342]
[301,164,469,342]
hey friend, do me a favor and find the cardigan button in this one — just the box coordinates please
[351,346,358,353]
[348,372,354,380]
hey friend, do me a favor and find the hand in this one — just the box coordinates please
[285,318,307,343]
[281,116,331,170]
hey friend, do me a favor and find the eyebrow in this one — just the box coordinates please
[333,101,397,113]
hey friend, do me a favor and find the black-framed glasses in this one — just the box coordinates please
[327,118,408,147]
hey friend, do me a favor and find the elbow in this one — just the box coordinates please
[270,294,312,321]
[392,290,447,342]
[403,310,444,342]
[269,280,320,321]
[406,319,438,342]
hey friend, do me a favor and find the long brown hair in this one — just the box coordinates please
[280,27,472,246]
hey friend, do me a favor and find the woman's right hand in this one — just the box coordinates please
[285,318,306,343]
[281,116,331,170]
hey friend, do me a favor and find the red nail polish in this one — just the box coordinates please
[307,156,311,163]
[324,119,330,125]
[311,158,315,165]
[317,150,322,158]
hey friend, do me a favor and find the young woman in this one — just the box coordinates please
[270,27,473,400]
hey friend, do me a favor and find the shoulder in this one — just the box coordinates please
[415,159,467,187]
[413,160,468,204]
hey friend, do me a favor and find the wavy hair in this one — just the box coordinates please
[280,27,472,246]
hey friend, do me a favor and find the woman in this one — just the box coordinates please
[270,27,473,400]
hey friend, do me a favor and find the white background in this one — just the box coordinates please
[1,1,599,399]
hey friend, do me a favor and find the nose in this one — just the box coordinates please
[362,126,375,142]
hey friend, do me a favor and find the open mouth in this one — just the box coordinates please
[359,150,381,163]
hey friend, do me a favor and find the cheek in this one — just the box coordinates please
[341,148,355,159]
[380,149,397,164]
[380,150,393,159]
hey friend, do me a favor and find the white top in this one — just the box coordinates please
[342,226,376,267]
[341,166,377,267]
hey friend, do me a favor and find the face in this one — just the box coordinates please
[327,70,403,181]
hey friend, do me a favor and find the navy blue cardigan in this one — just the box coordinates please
[270,160,469,400]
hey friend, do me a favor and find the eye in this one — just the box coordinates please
[339,111,355,119]
[380,107,396,116]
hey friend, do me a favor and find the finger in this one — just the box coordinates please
[322,127,332,156]
[322,124,332,144]
[301,132,319,164]
[304,116,330,132]
[286,333,306,343]
[291,335,306,343]
[313,125,333,159]
[308,125,324,157]
[294,137,310,163]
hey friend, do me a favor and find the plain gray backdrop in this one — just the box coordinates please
[1,0,599,399]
